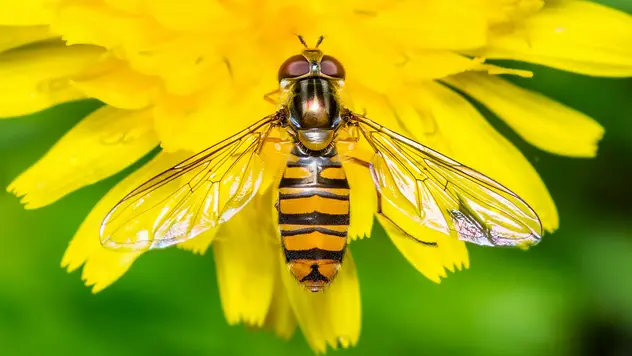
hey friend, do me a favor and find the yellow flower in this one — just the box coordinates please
[2,0,631,352]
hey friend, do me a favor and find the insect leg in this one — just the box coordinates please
[340,156,370,168]
[264,89,282,106]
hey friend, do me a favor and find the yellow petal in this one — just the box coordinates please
[378,199,469,283]
[281,249,361,353]
[0,43,103,118]
[259,132,294,192]
[326,31,404,93]
[0,0,53,26]
[176,232,214,255]
[61,152,189,293]
[145,0,228,32]
[126,36,224,96]
[413,82,559,232]
[344,81,446,153]
[213,188,279,326]
[0,25,56,53]
[8,107,158,208]
[77,248,142,294]
[482,0,544,24]
[342,160,376,241]
[404,52,534,83]
[71,58,159,110]
[343,49,532,90]
[262,272,297,339]
[104,0,144,14]
[478,1,632,76]
[52,2,170,50]
[357,1,487,50]
[401,52,486,82]
[335,126,377,241]
[323,2,502,91]
[444,72,604,157]
[153,81,273,152]
[343,81,407,134]
[342,63,530,133]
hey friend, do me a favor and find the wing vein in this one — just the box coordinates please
[347,113,543,247]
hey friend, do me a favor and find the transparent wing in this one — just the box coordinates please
[100,115,279,250]
[349,113,543,247]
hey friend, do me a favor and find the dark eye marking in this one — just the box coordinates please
[278,55,310,80]
[320,55,345,78]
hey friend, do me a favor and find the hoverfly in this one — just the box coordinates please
[100,36,543,292]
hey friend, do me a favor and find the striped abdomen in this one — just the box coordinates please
[277,145,349,291]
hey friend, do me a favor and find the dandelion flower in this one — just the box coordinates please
[3,0,631,352]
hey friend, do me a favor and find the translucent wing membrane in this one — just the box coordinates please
[100,116,280,250]
[350,114,543,248]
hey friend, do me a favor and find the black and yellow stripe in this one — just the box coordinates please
[277,144,350,291]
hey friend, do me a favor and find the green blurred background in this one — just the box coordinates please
[1,1,632,355]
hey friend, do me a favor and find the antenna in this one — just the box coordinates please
[315,35,325,48]
[297,35,308,48]
[296,35,326,49]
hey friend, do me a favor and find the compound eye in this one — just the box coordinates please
[278,55,310,81]
[320,55,345,79]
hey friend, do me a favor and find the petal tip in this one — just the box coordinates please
[6,182,23,199]
[445,263,455,273]
[427,273,443,284]
[83,275,108,294]
[462,259,471,270]
[544,220,559,233]
[587,128,606,158]
[60,257,80,273]
[90,284,106,294]
[6,181,47,209]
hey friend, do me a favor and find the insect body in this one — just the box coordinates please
[278,145,349,291]
[100,36,544,291]
[277,61,350,290]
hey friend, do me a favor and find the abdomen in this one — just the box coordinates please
[277,144,349,291]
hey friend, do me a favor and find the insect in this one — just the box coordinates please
[100,36,543,292]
